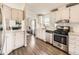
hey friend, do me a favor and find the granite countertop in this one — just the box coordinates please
[6,30,25,32]
[46,30,54,33]
[45,27,55,33]
[69,32,79,36]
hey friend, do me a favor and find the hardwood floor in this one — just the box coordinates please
[9,35,67,55]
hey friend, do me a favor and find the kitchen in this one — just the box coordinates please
[0,3,79,55]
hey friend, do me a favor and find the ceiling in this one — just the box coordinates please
[26,3,67,15]
[4,3,25,10]
[4,3,67,14]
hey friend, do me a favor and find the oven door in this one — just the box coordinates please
[54,33,68,45]
[53,33,68,52]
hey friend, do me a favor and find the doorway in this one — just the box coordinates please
[31,19,36,36]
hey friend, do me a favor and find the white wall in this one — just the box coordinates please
[24,4,37,30]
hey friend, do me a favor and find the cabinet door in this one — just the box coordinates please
[50,12,56,25]
[61,8,69,19]
[49,34,53,44]
[15,32,24,49]
[39,25,46,41]
[18,10,23,20]
[46,33,53,44]
[46,32,50,43]
[12,8,18,20]
[69,35,79,55]
[3,5,11,20]
[69,36,76,55]
[56,10,61,21]
[6,32,14,54]
[70,5,79,23]
[74,36,79,55]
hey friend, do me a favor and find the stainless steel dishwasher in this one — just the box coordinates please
[46,30,54,44]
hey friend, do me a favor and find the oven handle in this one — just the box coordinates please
[54,33,68,37]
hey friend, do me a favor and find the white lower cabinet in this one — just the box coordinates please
[46,32,50,43]
[46,31,53,44]
[36,28,46,41]
[6,32,14,54]
[14,31,24,49]
[69,33,79,55]
[3,32,14,55]
[49,33,53,44]
[40,29,46,41]
[3,31,25,55]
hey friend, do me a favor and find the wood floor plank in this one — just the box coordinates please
[9,35,67,55]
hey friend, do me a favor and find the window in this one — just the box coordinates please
[44,16,50,26]
[38,15,50,26]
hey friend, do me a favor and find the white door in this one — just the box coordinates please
[31,20,35,35]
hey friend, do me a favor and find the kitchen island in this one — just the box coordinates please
[2,30,26,55]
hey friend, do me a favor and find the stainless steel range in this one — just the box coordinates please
[53,20,70,52]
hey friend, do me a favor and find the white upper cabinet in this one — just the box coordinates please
[18,10,23,20]
[3,5,11,20]
[12,8,23,20]
[12,8,18,20]
[70,4,79,23]
[61,7,69,20]
[3,5,23,21]
[50,12,56,23]
[55,6,69,21]
[56,9,62,21]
